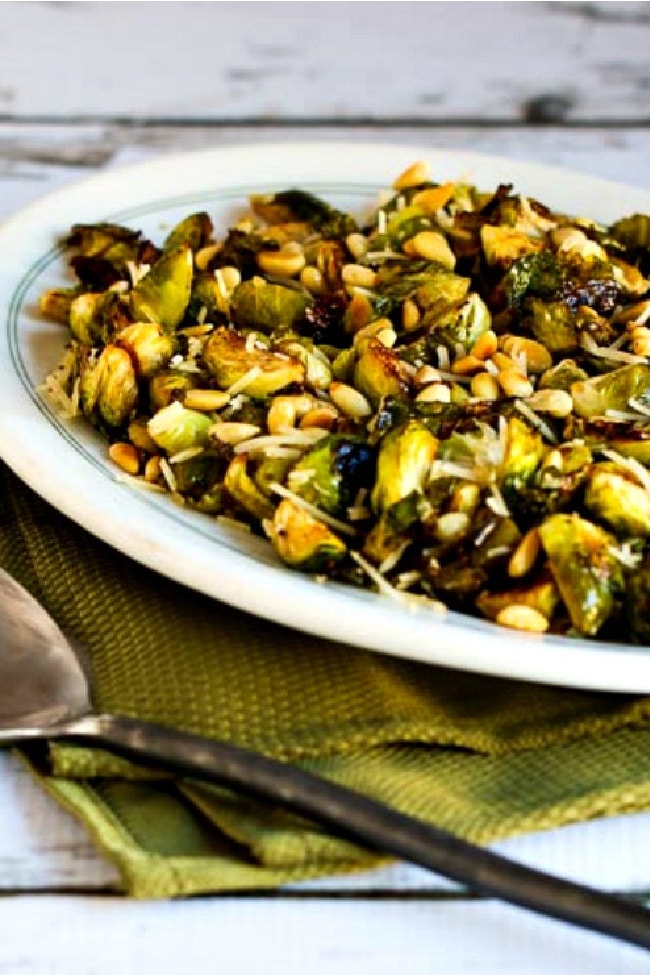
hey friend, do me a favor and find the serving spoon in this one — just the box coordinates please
[0,565,648,950]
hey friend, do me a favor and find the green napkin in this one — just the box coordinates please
[4,461,650,899]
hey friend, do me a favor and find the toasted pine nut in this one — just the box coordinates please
[452,354,484,376]
[411,182,456,213]
[500,336,552,374]
[450,482,481,515]
[300,265,324,293]
[470,371,500,401]
[267,398,297,434]
[128,419,158,453]
[346,232,368,261]
[402,298,421,331]
[109,442,140,476]
[496,604,549,634]
[144,456,162,483]
[183,389,231,412]
[341,264,377,289]
[257,250,305,278]
[526,388,573,418]
[346,292,373,330]
[393,160,430,190]
[498,369,534,398]
[471,330,498,360]
[218,266,241,292]
[353,318,395,348]
[436,511,470,542]
[195,243,222,271]
[376,326,397,348]
[406,230,455,268]
[416,383,451,404]
[329,381,372,418]
[508,529,541,579]
[491,351,515,371]
[210,421,261,444]
[300,406,339,430]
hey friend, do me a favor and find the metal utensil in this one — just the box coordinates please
[0,565,648,950]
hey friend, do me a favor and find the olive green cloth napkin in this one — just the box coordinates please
[4,462,650,899]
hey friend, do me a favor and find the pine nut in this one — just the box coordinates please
[526,388,573,418]
[300,265,324,293]
[210,421,261,444]
[183,389,231,412]
[416,383,451,404]
[257,250,305,278]
[109,442,140,475]
[393,160,430,190]
[406,230,455,268]
[329,381,372,418]
[144,456,162,483]
[195,243,222,271]
[470,371,500,401]
[267,398,297,434]
[508,529,541,578]
[498,368,534,398]
[353,318,395,348]
[491,351,515,371]
[411,182,455,213]
[496,604,549,634]
[402,298,421,331]
[471,330,498,360]
[500,336,552,374]
[436,511,470,542]
[128,419,158,453]
[346,292,373,330]
[452,354,485,376]
[218,266,242,292]
[346,232,368,261]
[299,406,339,430]
[341,264,378,289]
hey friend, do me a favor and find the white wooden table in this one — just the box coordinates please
[2,3,650,971]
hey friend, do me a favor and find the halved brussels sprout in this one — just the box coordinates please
[538,512,623,635]
[130,245,193,332]
[204,327,305,398]
[266,497,347,571]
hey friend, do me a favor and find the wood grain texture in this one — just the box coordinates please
[0,2,649,122]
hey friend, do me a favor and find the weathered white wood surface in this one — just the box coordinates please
[1,1,650,122]
[2,2,650,972]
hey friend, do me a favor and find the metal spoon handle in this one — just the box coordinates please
[54,712,650,951]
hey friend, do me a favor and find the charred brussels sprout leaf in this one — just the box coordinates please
[224,456,276,522]
[503,251,560,307]
[266,497,347,571]
[163,212,213,253]
[251,189,357,238]
[288,435,375,517]
[130,245,193,332]
[371,421,438,522]
[79,345,138,430]
[147,401,212,454]
[571,364,650,418]
[230,277,311,333]
[584,462,650,537]
[204,326,305,398]
[538,513,623,636]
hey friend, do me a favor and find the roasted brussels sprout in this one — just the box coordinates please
[39,163,650,648]
[266,497,347,571]
[130,245,193,331]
